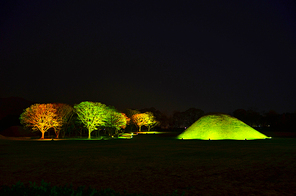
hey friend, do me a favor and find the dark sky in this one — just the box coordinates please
[1,1,296,115]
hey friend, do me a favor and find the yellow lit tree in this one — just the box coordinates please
[145,112,159,132]
[20,104,62,139]
[74,101,108,139]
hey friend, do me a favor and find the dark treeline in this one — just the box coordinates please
[138,107,296,133]
[0,97,296,138]
[232,109,296,132]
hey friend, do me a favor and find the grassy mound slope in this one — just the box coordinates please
[178,114,269,140]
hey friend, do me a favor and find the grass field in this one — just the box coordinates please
[1,133,296,195]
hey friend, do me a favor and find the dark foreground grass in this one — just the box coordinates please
[1,134,296,195]
[0,180,184,196]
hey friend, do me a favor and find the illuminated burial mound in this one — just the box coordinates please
[177,114,269,140]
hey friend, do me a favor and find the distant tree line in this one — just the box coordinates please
[19,101,159,139]
[0,97,295,137]
[232,109,296,132]
[168,108,296,132]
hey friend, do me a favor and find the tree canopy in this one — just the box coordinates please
[104,106,129,137]
[132,112,158,132]
[145,112,159,131]
[74,101,108,139]
[20,104,61,139]
[52,103,74,138]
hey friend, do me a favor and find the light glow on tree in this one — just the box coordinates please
[125,109,140,132]
[104,106,129,137]
[20,104,62,139]
[132,113,149,132]
[177,114,270,140]
[145,112,159,132]
[74,101,108,139]
[121,113,130,129]
[132,112,158,132]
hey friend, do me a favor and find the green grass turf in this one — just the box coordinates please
[177,114,269,140]
[1,134,296,195]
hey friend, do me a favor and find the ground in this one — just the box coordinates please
[1,133,296,195]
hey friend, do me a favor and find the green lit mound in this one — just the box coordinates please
[177,114,269,140]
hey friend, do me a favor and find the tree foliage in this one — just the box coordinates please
[19,104,62,139]
[132,112,157,132]
[140,107,168,129]
[172,108,204,128]
[104,106,129,137]
[74,101,108,139]
[124,109,140,132]
[132,113,147,132]
[144,112,158,131]
[52,103,74,138]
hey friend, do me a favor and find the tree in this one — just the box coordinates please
[74,101,108,139]
[124,109,140,132]
[171,108,204,129]
[53,103,74,138]
[132,113,149,132]
[263,110,280,130]
[145,112,159,132]
[183,108,204,127]
[20,104,62,139]
[171,111,184,129]
[140,107,169,129]
[104,106,129,137]
[70,114,85,138]
[121,113,130,130]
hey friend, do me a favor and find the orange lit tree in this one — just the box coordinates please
[20,104,62,139]
[124,109,140,132]
[53,103,74,138]
[74,101,108,139]
[121,113,131,130]
[132,113,149,132]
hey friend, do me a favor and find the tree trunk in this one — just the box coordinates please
[61,128,66,138]
[56,130,59,139]
[41,131,45,139]
[139,126,142,132]
[88,129,91,139]
[54,128,59,139]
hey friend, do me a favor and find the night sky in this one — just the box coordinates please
[1,1,296,115]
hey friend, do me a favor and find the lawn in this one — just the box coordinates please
[1,133,296,195]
